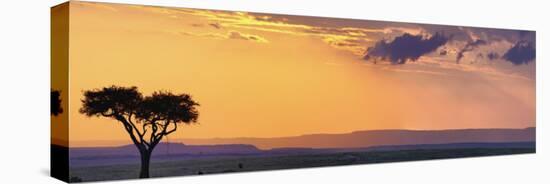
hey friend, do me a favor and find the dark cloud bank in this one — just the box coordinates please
[363,29,535,66]
[503,41,536,65]
[363,33,449,64]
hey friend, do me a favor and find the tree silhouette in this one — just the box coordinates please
[51,89,63,116]
[80,86,199,178]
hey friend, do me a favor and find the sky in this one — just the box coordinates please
[56,2,535,147]
[51,2,69,146]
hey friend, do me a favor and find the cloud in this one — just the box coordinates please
[363,33,449,64]
[228,31,268,43]
[456,39,487,63]
[189,22,223,29]
[503,41,536,65]
[518,30,533,39]
[209,22,222,29]
[131,3,535,72]
[174,30,268,43]
[382,27,425,35]
[165,9,406,55]
[460,27,482,41]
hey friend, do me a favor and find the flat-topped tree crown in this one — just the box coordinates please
[80,86,142,117]
[136,91,199,124]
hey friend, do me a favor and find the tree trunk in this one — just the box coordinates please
[139,150,151,178]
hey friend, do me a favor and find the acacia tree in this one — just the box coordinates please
[80,86,199,178]
[51,90,63,116]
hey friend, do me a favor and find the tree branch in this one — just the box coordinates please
[149,121,159,145]
[149,120,178,149]
[127,113,145,138]
[142,123,149,136]
[165,122,178,135]
[116,115,146,151]
[101,111,114,117]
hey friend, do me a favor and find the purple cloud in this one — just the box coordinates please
[364,33,449,64]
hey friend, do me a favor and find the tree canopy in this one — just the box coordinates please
[51,90,63,116]
[80,86,199,147]
[79,85,200,178]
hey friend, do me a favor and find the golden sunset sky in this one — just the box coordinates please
[52,1,535,147]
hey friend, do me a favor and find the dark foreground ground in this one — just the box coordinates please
[69,147,534,182]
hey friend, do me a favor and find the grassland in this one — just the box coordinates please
[69,148,534,182]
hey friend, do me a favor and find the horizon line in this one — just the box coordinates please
[63,126,536,147]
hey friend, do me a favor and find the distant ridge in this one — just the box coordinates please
[71,127,535,150]
[178,127,535,149]
[70,143,261,158]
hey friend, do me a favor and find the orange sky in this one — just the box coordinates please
[54,2,535,147]
[51,2,69,146]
